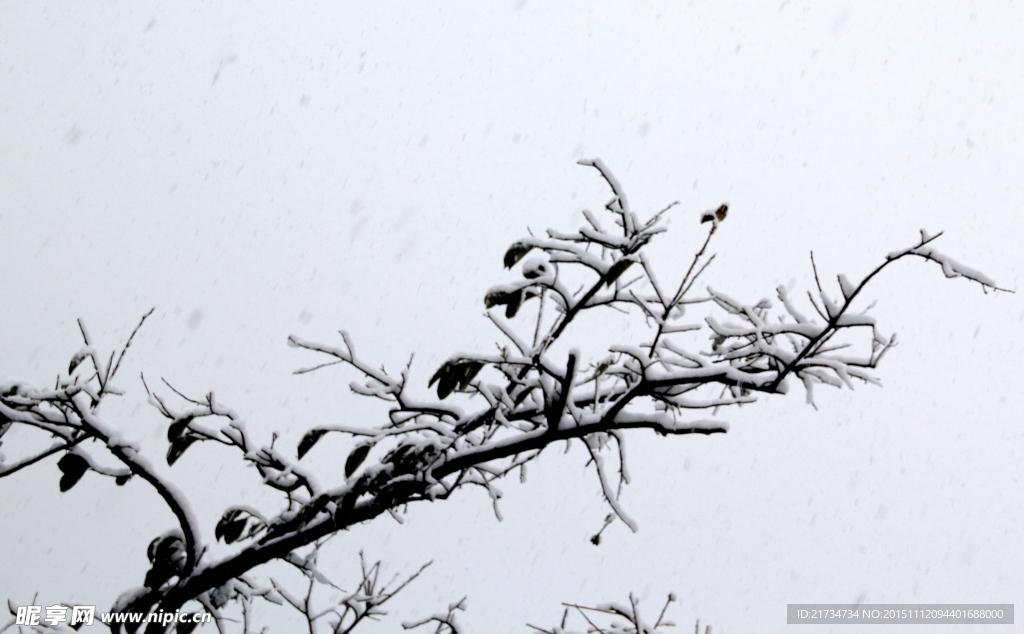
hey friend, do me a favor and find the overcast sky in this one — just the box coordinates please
[1,2,1022,633]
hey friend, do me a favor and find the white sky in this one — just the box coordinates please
[1,2,1022,633]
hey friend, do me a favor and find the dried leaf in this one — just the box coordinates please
[166,435,199,467]
[701,204,728,224]
[166,416,194,442]
[503,241,534,268]
[345,444,372,478]
[144,533,186,589]
[505,289,524,318]
[429,360,485,399]
[521,258,550,279]
[221,519,247,544]
[68,351,87,375]
[297,429,328,459]
[57,454,89,492]
[604,259,634,287]
[484,289,514,309]
[215,509,244,543]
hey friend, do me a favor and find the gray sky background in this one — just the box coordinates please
[1,2,1022,632]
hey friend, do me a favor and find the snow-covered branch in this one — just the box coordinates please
[1,159,1004,633]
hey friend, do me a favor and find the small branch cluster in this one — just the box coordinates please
[401,598,466,634]
[529,593,681,634]
[256,548,432,634]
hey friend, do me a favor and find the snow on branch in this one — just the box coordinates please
[888,230,1007,292]
[529,593,682,634]
[280,163,1003,546]
[1,159,1005,633]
